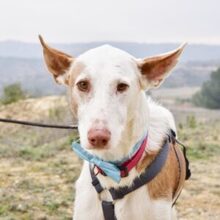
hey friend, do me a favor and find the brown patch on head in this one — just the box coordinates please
[137,141,186,201]
[39,35,74,85]
[69,62,86,86]
[69,62,86,117]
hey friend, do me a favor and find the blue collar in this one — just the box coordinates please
[71,134,147,183]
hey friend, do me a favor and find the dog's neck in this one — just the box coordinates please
[121,92,150,155]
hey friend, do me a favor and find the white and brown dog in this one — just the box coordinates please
[39,36,188,220]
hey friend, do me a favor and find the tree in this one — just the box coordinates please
[1,83,26,105]
[192,68,220,109]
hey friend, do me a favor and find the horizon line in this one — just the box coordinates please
[0,38,220,46]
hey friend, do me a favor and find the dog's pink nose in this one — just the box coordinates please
[88,128,111,148]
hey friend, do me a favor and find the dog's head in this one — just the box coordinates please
[39,36,185,159]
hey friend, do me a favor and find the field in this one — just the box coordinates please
[0,91,220,220]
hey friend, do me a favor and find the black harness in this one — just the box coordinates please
[90,130,191,220]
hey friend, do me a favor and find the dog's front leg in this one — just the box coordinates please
[150,200,175,220]
[73,162,104,220]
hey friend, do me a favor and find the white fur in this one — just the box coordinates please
[71,45,144,161]
[73,99,177,220]
[74,162,174,220]
[66,45,180,220]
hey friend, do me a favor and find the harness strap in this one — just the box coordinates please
[90,138,170,220]
[170,129,191,180]
[176,139,191,180]
[90,131,190,220]
[102,201,116,220]
[91,171,104,193]
[172,144,185,207]
[170,129,191,206]
[109,139,170,200]
[90,169,116,219]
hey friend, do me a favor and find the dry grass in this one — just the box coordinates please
[0,95,219,220]
[177,157,220,220]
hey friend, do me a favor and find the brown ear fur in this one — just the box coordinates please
[138,44,186,87]
[39,35,74,84]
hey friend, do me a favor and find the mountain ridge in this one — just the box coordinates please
[0,41,220,62]
[0,41,219,96]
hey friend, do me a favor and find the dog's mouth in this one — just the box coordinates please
[86,143,111,151]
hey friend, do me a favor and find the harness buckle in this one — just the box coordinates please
[120,166,129,177]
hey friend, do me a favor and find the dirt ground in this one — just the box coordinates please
[0,152,219,220]
[0,95,220,220]
[176,157,220,220]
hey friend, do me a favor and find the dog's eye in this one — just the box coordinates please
[117,83,129,93]
[77,80,90,92]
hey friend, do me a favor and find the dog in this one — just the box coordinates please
[39,36,188,220]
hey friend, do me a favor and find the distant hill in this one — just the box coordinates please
[1,41,220,62]
[0,57,64,96]
[0,41,219,96]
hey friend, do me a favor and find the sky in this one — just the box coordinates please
[0,0,219,44]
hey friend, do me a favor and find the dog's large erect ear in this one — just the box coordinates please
[138,44,186,89]
[39,35,74,85]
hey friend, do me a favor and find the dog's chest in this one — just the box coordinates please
[114,186,153,220]
[74,164,155,220]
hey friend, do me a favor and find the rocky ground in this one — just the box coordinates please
[0,96,219,220]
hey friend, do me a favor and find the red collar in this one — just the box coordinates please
[96,136,148,177]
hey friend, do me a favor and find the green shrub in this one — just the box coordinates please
[1,83,26,105]
[186,115,197,129]
[192,68,220,109]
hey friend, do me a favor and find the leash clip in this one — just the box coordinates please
[119,166,129,177]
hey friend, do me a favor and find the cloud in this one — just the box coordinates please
[0,0,219,44]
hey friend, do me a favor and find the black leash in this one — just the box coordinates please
[0,118,78,130]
